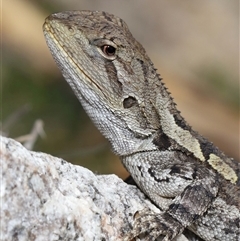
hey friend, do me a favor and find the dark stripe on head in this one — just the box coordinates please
[102,11,113,22]
[104,61,123,96]
[136,58,148,76]
[117,57,134,75]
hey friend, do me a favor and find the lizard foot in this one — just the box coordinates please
[126,209,184,241]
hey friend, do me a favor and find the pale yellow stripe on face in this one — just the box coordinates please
[208,154,238,184]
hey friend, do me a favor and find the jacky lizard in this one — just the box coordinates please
[43,11,240,241]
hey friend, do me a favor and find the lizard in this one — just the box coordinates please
[43,10,240,241]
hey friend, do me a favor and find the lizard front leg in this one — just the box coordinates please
[123,152,219,241]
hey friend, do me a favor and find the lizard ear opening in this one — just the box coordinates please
[123,96,137,108]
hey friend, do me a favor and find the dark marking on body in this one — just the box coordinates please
[137,166,144,177]
[198,138,216,160]
[173,114,191,131]
[169,203,190,215]
[169,203,200,222]
[168,164,193,181]
[153,128,171,151]
[192,168,198,179]
[180,185,216,203]
[169,165,181,175]
[148,168,170,183]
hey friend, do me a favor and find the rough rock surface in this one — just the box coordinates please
[1,136,189,241]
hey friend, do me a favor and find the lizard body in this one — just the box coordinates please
[43,11,240,241]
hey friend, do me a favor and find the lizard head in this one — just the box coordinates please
[43,11,171,155]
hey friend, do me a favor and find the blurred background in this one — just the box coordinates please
[2,0,239,179]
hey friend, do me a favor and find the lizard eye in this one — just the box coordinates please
[93,39,117,60]
[101,45,116,57]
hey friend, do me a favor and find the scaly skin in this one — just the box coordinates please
[43,11,240,241]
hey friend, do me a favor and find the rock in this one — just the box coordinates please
[0,136,190,241]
